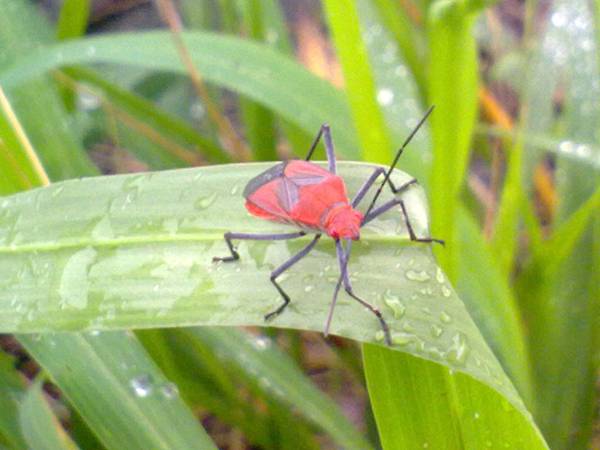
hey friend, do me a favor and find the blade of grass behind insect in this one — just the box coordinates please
[0,31,362,160]
[0,0,97,180]
[19,378,79,450]
[0,88,49,195]
[137,328,320,449]
[517,1,600,447]
[185,327,373,450]
[63,67,228,164]
[370,0,426,97]
[356,0,431,182]
[237,0,277,161]
[56,0,90,40]
[427,2,479,281]
[20,333,217,450]
[0,352,28,449]
[322,0,393,162]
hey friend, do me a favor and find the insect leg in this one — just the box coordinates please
[363,198,444,245]
[266,234,322,321]
[304,123,336,173]
[212,231,306,262]
[304,124,326,162]
[335,240,392,345]
[352,167,419,209]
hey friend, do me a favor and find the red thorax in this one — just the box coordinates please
[323,204,363,240]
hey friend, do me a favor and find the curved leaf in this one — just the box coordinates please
[0,163,545,447]
[0,31,360,160]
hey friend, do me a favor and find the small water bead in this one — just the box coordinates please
[304,285,314,292]
[430,324,443,338]
[474,412,480,420]
[377,88,395,106]
[440,311,452,323]
[391,332,414,346]
[405,270,430,282]
[383,290,406,319]
[160,382,179,399]
[442,286,451,297]
[194,192,217,210]
[445,333,469,365]
[252,335,271,350]
[436,267,445,284]
[130,374,153,397]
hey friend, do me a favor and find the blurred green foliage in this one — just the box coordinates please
[0,0,598,448]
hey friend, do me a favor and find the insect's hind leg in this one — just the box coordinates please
[304,124,337,174]
[266,234,321,321]
[212,231,306,262]
[335,240,392,345]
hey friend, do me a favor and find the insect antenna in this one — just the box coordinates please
[363,105,435,218]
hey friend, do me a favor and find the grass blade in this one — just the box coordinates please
[0,31,361,160]
[19,379,79,450]
[0,163,546,447]
[20,332,217,450]
[322,0,392,162]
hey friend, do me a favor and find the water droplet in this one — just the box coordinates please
[391,332,414,345]
[551,10,567,28]
[383,290,406,319]
[304,285,314,292]
[374,330,386,342]
[377,88,394,106]
[194,192,217,210]
[230,184,240,195]
[436,267,444,283]
[160,382,179,399]
[405,270,430,281]
[190,101,205,120]
[440,311,452,323]
[252,336,271,350]
[430,324,443,338]
[130,374,153,397]
[442,286,451,297]
[474,412,480,420]
[445,333,469,365]
[77,90,100,111]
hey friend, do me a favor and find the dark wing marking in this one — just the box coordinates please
[243,162,286,199]
[277,176,300,211]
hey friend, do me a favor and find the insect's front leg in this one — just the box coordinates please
[362,198,444,245]
[352,167,418,209]
[212,231,306,263]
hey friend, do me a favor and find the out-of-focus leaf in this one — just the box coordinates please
[186,327,372,449]
[427,2,479,280]
[0,0,97,180]
[323,0,392,162]
[63,67,227,164]
[20,332,217,450]
[19,379,79,450]
[515,2,600,448]
[56,0,90,39]
[0,353,27,449]
[0,31,360,160]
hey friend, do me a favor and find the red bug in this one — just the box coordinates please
[213,106,442,345]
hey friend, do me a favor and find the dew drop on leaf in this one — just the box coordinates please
[440,311,452,323]
[405,269,430,281]
[194,192,217,210]
[130,374,153,397]
[383,290,406,319]
[160,382,179,399]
